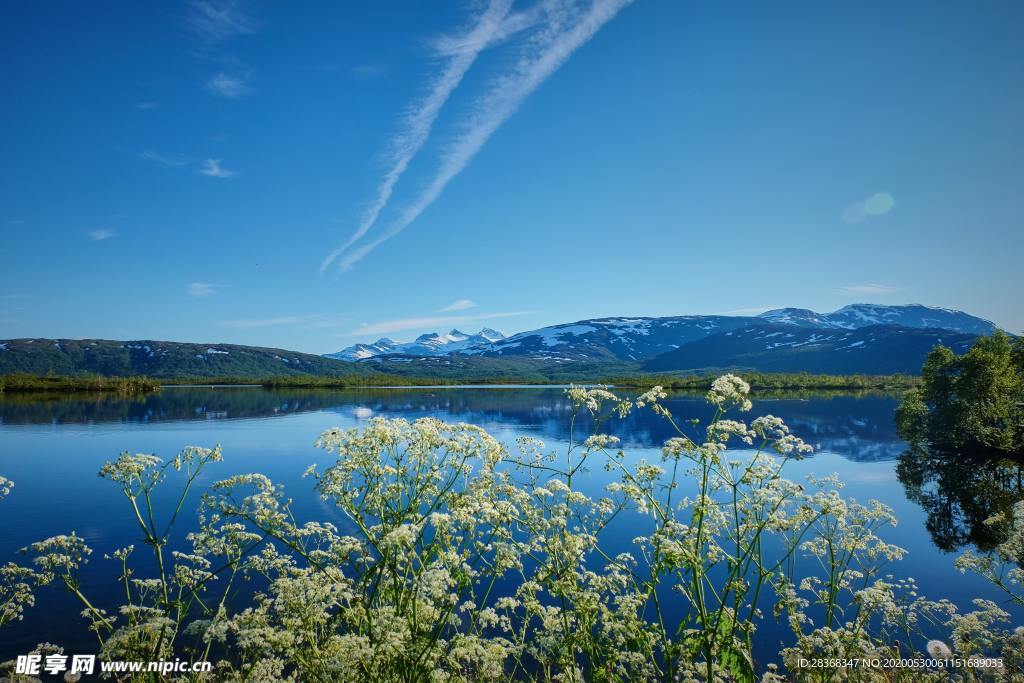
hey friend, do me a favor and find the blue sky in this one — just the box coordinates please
[2,1,1022,354]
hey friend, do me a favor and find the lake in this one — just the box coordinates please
[1,385,1021,664]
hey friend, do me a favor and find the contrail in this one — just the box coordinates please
[320,0,514,274]
[432,0,554,57]
[336,0,633,272]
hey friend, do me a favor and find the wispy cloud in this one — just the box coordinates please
[221,316,305,329]
[438,298,477,312]
[187,282,218,298]
[348,310,529,337]
[87,228,116,241]
[135,101,157,110]
[320,0,515,274]
[838,283,903,296]
[205,72,250,98]
[139,150,193,167]
[186,1,260,103]
[200,159,235,178]
[186,0,257,45]
[842,192,895,224]
[335,0,634,271]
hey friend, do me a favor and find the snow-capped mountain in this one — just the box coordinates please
[758,304,997,334]
[326,328,505,361]
[325,338,403,361]
[462,305,997,363]
[466,316,760,361]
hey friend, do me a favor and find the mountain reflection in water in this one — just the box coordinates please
[0,386,905,462]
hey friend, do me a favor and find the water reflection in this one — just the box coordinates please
[0,387,905,462]
[896,445,1024,552]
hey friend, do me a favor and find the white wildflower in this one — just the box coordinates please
[706,374,753,411]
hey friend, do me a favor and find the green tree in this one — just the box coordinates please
[897,332,1024,453]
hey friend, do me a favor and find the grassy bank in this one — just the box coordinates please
[0,371,921,395]
[261,371,921,391]
[603,371,921,391]
[0,373,161,394]
[260,373,543,388]
[147,373,481,388]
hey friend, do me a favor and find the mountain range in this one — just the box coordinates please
[0,305,1003,379]
[330,304,1000,375]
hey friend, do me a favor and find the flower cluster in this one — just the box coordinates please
[956,500,1024,607]
[707,373,753,411]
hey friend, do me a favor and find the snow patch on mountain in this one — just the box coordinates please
[518,324,598,348]
[759,304,997,335]
[758,308,837,327]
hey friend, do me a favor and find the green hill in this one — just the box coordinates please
[0,338,364,379]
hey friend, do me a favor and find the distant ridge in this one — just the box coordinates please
[324,303,1001,375]
[0,338,359,378]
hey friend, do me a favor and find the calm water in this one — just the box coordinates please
[1,386,1021,662]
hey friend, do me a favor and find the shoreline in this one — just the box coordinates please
[1,372,920,395]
